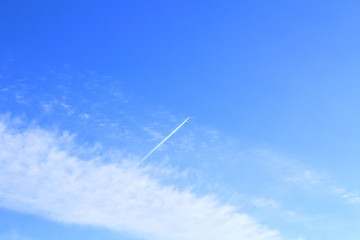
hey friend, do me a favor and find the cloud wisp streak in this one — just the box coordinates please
[0,118,282,240]
[285,170,360,205]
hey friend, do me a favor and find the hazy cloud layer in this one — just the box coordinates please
[0,118,282,240]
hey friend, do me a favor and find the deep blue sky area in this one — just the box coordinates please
[3,0,360,165]
[1,1,360,240]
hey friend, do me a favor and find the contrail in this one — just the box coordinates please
[138,117,190,166]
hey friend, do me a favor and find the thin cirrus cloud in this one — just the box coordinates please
[285,169,360,204]
[0,117,282,240]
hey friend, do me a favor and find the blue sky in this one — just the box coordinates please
[1,1,360,240]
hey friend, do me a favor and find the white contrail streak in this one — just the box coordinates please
[138,117,190,166]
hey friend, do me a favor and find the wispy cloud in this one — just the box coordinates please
[251,198,279,208]
[286,169,360,205]
[331,187,360,204]
[0,117,282,240]
[285,170,324,186]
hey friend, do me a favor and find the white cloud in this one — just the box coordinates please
[0,118,282,240]
[331,187,360,204]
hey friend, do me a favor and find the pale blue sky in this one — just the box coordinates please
[1,1,360,240]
